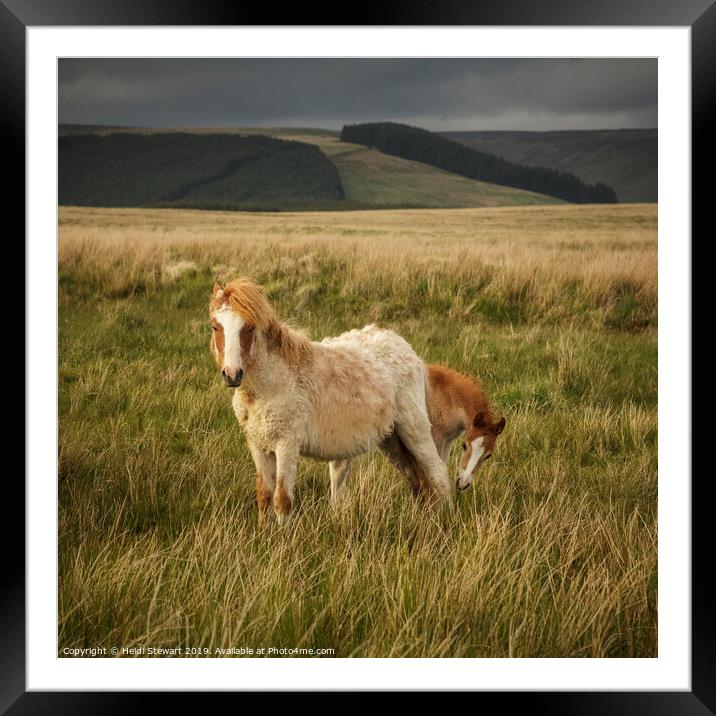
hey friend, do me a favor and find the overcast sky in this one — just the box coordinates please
[58,58,657,131]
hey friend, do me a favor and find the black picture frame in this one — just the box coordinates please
[6,0,708,711]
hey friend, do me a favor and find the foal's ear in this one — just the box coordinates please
[473,411,487,428]
[493,417,506,435]
[212,281,224,296]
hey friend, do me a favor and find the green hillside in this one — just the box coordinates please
[58,125,563,210]
[58,133,345,211]
[443,130,657,203]
[196,127,562,208]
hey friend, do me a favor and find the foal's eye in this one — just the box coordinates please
[212,325,218,331]
[462,442,467,451]
[485,453,492,460]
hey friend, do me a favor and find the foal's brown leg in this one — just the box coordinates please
[379,433,423,496]
[396,439,437,501]
[393,419,454,510]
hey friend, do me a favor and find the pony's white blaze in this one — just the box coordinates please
[458,436,485,490]
[214,305,245,373]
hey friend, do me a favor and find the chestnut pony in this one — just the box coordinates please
[330,364,506,498]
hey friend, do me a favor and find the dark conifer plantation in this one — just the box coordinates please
[341,122,617,204]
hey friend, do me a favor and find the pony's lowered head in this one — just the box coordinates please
[209,278,310,387]
[456,411,506,491]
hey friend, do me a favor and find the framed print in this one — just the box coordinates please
[6,0,709,710]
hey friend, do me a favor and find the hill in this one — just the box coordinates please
[58,133,345,211]
[342,123,617,204]
[443,129,657,203]
[58,125,563,210]
[274,130,561,208]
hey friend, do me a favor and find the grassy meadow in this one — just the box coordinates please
[58,203,657,658]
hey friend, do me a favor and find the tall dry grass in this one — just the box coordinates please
[58,204,657,657]
[59,203,656,330]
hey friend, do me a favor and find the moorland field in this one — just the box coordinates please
[58,202,657,658]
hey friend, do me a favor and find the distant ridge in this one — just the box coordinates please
[341,122,618,204]
[57,125,565,211]
[443,129,657,203]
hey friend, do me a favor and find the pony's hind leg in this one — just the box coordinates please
[329,459,352,504]
[394,418,454,510]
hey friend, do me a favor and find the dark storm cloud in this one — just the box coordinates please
[58,58,657,131]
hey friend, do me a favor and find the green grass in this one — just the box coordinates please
[58,205,657,658]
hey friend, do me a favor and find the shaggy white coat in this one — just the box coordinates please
[211,282,453,521]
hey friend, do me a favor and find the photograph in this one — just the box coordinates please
[56,56,659,660]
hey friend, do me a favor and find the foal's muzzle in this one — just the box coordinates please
[221,368,243,387]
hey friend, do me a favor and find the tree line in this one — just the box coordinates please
[341,122,617,204]
[59,133,345,210]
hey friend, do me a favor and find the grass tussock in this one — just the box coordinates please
[59,204,657,658]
